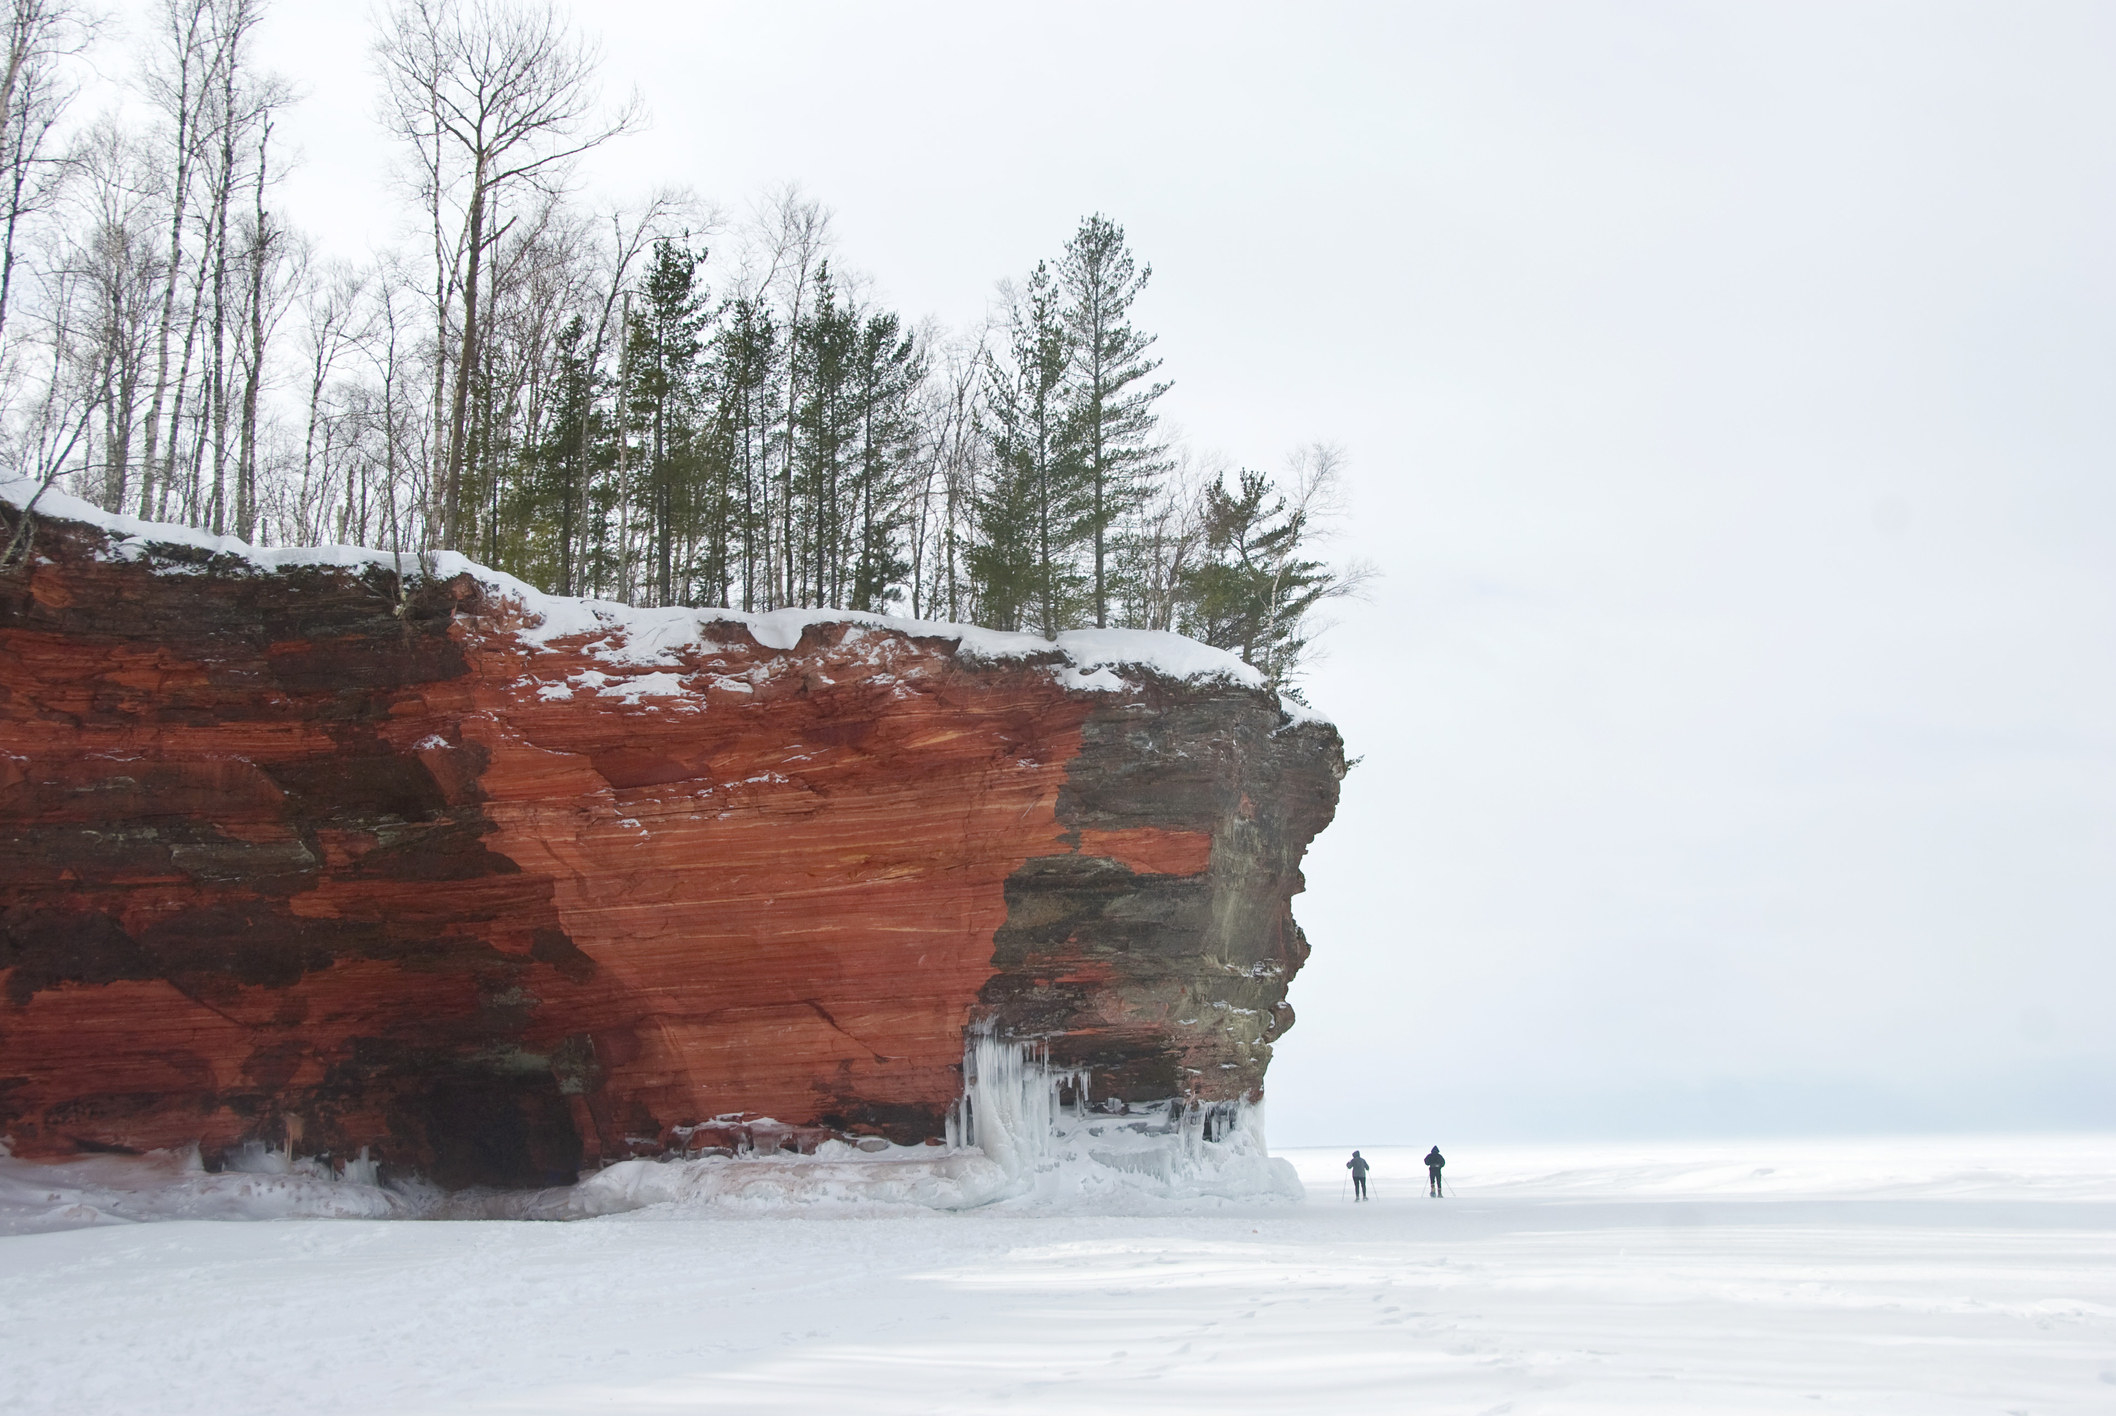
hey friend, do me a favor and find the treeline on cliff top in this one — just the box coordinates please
[0,0,1370,689]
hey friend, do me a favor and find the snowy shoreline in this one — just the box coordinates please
[0,1109,1301,1236]
[10,1130,2112,1237]
[0,1035,1303,1235]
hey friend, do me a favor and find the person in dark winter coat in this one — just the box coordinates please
[1346,1150,1370,1200]
[1424,1146,1446,1197]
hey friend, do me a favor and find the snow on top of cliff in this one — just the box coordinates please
[506,589,1276,702]
[0,475,503,579]
[2,475,1328,722]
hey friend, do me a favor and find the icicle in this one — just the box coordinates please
[947,1026,1296,1201]
[341,1145,379,1187]
[957,1029,1077,1179]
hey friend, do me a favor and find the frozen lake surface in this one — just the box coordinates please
[3,1135,2112,1414]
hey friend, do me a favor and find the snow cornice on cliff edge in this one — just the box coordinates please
[2,476,1328,727]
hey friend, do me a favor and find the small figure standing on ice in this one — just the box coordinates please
[1346,1149,1370,1201]
[1425,1145,1446,1197]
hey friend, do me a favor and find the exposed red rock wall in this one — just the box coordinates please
[0,510,1342,1186]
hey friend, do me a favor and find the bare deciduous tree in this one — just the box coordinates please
[0,0,87,360]
[64,116,165,513]
[135,0,215,519]
[375,0,636,552]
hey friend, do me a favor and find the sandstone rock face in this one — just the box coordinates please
[0,506,1342,1186]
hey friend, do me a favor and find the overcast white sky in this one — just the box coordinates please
[112,1,2116,1144]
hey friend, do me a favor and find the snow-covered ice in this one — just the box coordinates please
[3,1134,2111,1414]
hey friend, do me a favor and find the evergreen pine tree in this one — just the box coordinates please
[712,295,778,611]
[524,313,606,596]
[976,261,1086,636]
[846,309,922,612]
[1180,468,1335,686]
[792,263,858,606]
[1057,214,1168,627]
[967,442,1041,632]
[623,237,708,607]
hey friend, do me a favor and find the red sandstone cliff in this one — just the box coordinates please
[0,491,1342,1186]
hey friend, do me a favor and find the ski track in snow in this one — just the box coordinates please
[3,1137,2114,1414]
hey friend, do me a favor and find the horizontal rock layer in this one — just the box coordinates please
[0,506,1342,1186]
